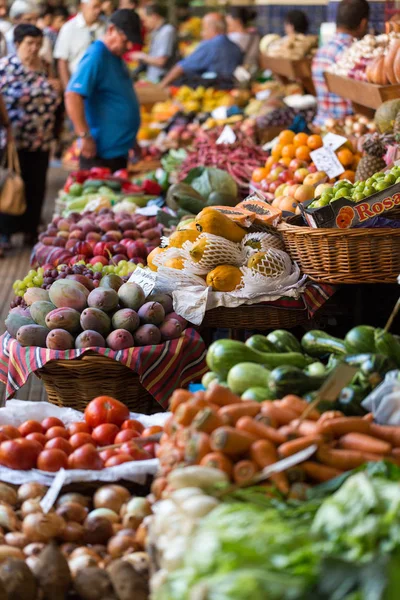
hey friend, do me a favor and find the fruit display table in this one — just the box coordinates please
[261,56,316,96]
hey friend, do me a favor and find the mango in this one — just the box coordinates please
[45,307,81,334]
[49,280,88,312]
[106,329,134,350]
[46,329,75,350]
[23,288,50,306]
[159,318,183,341]
[16,324,49,347]
[134,324,161,346]
[147,293,173,314]
[138,302,165,326]
[118,283,145,310]
[87,288,119,313]
[5,311,35,338]
[75,330,106,349]
[80,308,111,337]
[100,274,123,291]
[30,301,56,328]
[111,309,140,333]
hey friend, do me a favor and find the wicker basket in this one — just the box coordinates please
[36,352,162,414]
[278,217,400,284]
[202,304,308,330]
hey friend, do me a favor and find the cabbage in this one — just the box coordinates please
[184,167,237,201]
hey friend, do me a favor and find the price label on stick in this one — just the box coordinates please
[310,147,345,179]
[40,468,67,513]
[323,132,348,152]
[129,267,157,296]
[216,125,237,145]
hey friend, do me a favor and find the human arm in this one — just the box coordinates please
[64,91,96,158]
[160,63,184,88]
[57,58,70,90]
[132,52,168,68]
[54,23,71,89]
[0,92,11,143]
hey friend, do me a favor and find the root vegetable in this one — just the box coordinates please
[70,547,103,562]
[122,497,151,523]
[57,493,91,508]
[74,567,117,600]
[21,499,43,517]
[22,513,64,543]
[86,508,119,524]
[107,559,148,600]
[17,483,47,503]
[60,522,84,543]
[23,543,45,556]
[167,465,229,490]
[32,544,72,600]
[56,502,88,524]
[0,546,24,562]
[107,534,139,559]
[0,558,37,600]
[122,552,150,576]
[84,516,113,545]
[4,532,28,548]
[69,554,98,577]
[0,483,17,507]
[0,504,20,531]
[180,495,219,518]
[94,485,130,514]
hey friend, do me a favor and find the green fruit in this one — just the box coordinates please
[374,181,391,192]
[363,186,374,196]
[384,173,396,185]
[334,181,350,190]
[334,189,352,200]
[352,192,365,201]
[69,183,83,197]
[354,181,365,191]
[313,197,330,207]
[372,172,385,180]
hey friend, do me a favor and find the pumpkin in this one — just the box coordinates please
[195,208,246,243]
[168,229,200,248]
[206,265,243,292]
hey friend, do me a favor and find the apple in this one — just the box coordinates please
[122,230,140,240]
[308,164,317,173]
[268,181,280,194]
[90,255,108,266]
[65,239,76,251]
[278,170,293,183]
[70,254,87,265]
[289,159,308,171]
[294,185,315,203]
[111,254,128,263]
[269,167,284,182]
[86,232,101,243]
[304,172,328,187]
[73,241,93,257]
[69,229,85,241]
[315,182,333,197]
[93,241,114,257]
[112,243,127,255]
[126,241,147,259]
[275,183,288,197]
[260,179,270,192]
[286,184,301,197]
[294,168,309,183]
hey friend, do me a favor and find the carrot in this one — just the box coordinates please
[280,395,319,420]
[302,461,343,482]
[255,412,278,429]
[175,397,208,426]
[184,432,211,464]
[236,416,287,445]
[170,389,192,413]
[362,413,374,423]
[278,425,296,439]
[192,408,225,434]
[277,435,322,459]
[218,402,261,425]
[250,439,289,494]
[200,452,233,477]
[290,419,319,436]
[261,402,297,426]
[317,411,344,424]
[337,432,392,455]
[316,446,379,470]
[233,460,258,484]
[175,428,191,450]
[369,423,400,447]
[318,417,371,437]
[205,384,241,407]
[272,401,299,423]
[210,426,256,455]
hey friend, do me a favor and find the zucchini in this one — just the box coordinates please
[305,362,326,377]
[245,335,276,353]
[227,363,270,395]
[344,325,376,354]
[337,385,367,416]
[241,387,275,402]
[268,365,327,397]
[201,371,219,389]
[343,353,375,367]
[301,330,347,358]
[374,328,400,367]
[358,354,395,389]
[206,340,310,379]
[266,330,302,353]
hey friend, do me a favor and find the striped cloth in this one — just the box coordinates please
[249,282,336,317]
[0,329,208,409]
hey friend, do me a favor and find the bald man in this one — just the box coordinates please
[160,12,243,88]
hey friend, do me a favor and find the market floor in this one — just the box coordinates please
[0,165,67,404]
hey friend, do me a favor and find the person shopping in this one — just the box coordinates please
[65,9,142,171]
[226,7,259,72]
[0,24,61,246]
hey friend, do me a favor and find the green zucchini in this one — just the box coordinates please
[206,339,310,379]
[245,335,276,353]
[305,362,326,377]
[241,387,275,402]
[337,385,367,416]
[374,328,400,367]
[201,371,219,389]
[358,354,395,389]
[301,330,347,358]
[344,325,376,354]
[343,353,375,367]
[266,330,302,353]
[268,365,327,397]
[227,363,270,395]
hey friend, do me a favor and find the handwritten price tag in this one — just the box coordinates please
[216,126,237,145]
[129,267,157,297]
[310,147,345,179]
[323,132,348,152]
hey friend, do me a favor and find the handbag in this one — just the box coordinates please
[0,142,26,216]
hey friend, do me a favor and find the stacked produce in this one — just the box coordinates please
[0,395,161,471]
[0,480,150,599]
[261,33,318,59]
[320,113,376,136]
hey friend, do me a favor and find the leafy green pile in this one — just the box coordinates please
[161,148,187,175]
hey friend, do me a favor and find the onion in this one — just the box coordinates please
[68,554,98,578]
[22,512,64,542]
[0,483,17,507]
[23,542,45,556]
[17,482,47,503]
[94,485,130,513]
[70,547,102,561]
[122,551,150,575]
[107,533,139,559]
[0,545,24,562]
[60,543,79,557]
[134,522,147,548]
[83,516,113,545]
[56,502,88,524]
[26,555,40,571]
[86,508,119,524]
[60,521,84,543]
[90,544,107,558]
[21,498,43,517]
[0,504,20,531]
[57,493,90,508]
[4,532,28,548]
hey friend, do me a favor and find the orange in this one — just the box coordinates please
[337,148,354,167]
[252,167,268,183]
[352,154,361,169]
[279,197,297,213]
[295,145,311,162]
[307,134,323,150]
[271,143,283,159]
[339,170,355,183]
[279,157,292,167]
[265,156,275,172]
[278,130,295,145]
[293,132,309,148]
[281,144,296,159]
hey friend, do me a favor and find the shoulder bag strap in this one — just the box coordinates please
[8,141,21,175]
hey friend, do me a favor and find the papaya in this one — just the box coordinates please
[189,237,207,262]
[206,265,242,292]
[237,198,282,226]
[168,229,200,248]
[248,251,286,277]
[205,205,254,226]
[147,246,166,271]
[195,208,246,243]
[164,257,185,270]
[177,218,196,231]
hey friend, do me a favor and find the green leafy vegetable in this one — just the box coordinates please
[184,167,237,200]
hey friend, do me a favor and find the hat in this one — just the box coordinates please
[109,9,142,45]
[9,0,38,19]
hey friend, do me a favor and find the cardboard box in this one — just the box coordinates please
[300,182,400,229]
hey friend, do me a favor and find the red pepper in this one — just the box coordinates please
[74,170,91,183]
[90,167,111,177]
[114,168,129,179]
[142,179,162,195]
[64,174,75,192]
[122,181,143,194]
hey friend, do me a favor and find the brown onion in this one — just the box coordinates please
[57,493,90,508]
[122,551,150,575]
[90,544,107,558]
[93,485,130,513]
[70,547,102,562]
[107,534,139,559]
[60,542,79,557]
[68,554,98,578]
[0,504,21,531]
[26,555,40,571]
[83,516,113,545]
[17,483,47,503]
[56,502,88,524]
[86,508,119,524]
[0,545,24,562]
[135,522,147,548]
[4,532,28,548]
[22,512,64,543]
[60,521,84,543]
[23,542,45,556]
[21,498,43,517]
[0,483,17,507]
[112,523,124,535]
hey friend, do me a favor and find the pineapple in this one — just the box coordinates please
[393,111,400,141]
[355,135,387,181]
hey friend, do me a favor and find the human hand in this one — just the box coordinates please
[48,78,62,94]
[131,51,146,62]
[80,136,96,159]
[130,141,142,162]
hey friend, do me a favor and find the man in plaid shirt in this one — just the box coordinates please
[312,0,370,127]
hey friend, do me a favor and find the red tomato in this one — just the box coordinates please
[84,396,129,428]
[0,425,20,439]
[67,422,92,436]
[92,423,119,447]
[68,444,103,470]
[120,442,152,461]
[121,419,144,434]
[105,454,133,467]
[99,448,118,462]
[69,432,94,450]
[26,432,47,447]
[0,432,9,444]
[37,449,68,472]
[0,439,40,470]
[41,417,64,431]
[45,437,73,455]
[142,426,163,437]
[114,430,139,445]
[143,443,155,458]
[46,426,69,441]
[18,420,44,436]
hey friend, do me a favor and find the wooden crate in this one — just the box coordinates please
[134,83,169,108]
[260,56,316,95]
[324,72,400,110]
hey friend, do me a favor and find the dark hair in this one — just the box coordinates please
[284,10,309,34]
[227,7,255,26]
[52,6,69,19]
[14,23,43,44]
[336,0,370,30]
[39,4,53,18]
[144,4,167,19]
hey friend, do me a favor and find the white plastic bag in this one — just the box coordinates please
[362,371,400,425]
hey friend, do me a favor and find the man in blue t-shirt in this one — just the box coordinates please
[160,13,243,89]
[65,9,142,171]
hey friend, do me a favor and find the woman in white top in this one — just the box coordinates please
[226,7,259,72]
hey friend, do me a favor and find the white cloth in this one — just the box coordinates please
[0,20,12,35]
[228,31,259,69]
[53,12,106,74]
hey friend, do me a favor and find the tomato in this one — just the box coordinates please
[68,444,103,470]
[105,454,133,467]
[0,439,41,470]
[69,432,94,449]
[37,449,68,472]
[142,426,163,437]
[121,419,144,434]
[45,437,73,455]
[46,426,69,441]
[92,423,119,447]
[143,443,155,458]
[114,429,139,445]
[0,425,20,439]
[26,432,47,447]
[67,422,92,436]
[84,396,129,428]
[0,432,9,444]
[120,442,152,461]
[99,448,118,462]
[18,420,44,436]
[42,417,64,431]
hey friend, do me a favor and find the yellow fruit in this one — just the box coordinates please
[189,238,207,262]
[206,265,242,292]
[247,252,275,276]
[195,208,246,243]
[164,257,185,270]
[147,247,165,272]
[168,229,200,248]
[177,218,196,231]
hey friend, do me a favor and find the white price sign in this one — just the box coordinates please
[216,125,237,145]
[322,132,348,151]
[129,267,157,297]
[310,147,345,179]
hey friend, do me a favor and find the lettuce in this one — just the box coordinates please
[184,167,237,200]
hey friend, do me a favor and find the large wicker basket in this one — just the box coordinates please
[278,218,400,284]
[202,304,308,330]
[36,353,162,414]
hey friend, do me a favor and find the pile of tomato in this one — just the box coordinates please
[0,396,161,472]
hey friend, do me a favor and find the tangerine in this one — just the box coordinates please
[293,132,309,147]
[307,134,323,150]
[281,144,296,159]
[265,156,275,172]
[339,170,355,183]
[278,130,295,145]
[337,148,354,167]
[352,154,361,169]
[295,145,311,162]
[279,157,292,167]
[252,167,269,183]
[271,143,283,159]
